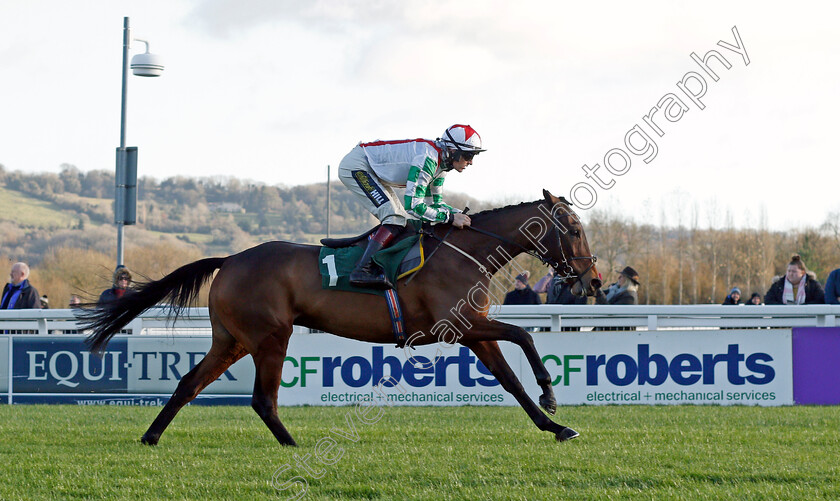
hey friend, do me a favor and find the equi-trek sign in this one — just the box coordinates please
[1,328,811,406]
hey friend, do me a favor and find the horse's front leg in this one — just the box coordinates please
[463,319,558,415]
[462,339,578,441]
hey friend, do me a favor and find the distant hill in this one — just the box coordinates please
[0,163,494,266]
[0,185,78,229]
[0,163,512,308]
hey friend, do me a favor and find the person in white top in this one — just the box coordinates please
[338,124,486,289]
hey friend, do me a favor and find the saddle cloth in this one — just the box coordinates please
[318,234,424,296]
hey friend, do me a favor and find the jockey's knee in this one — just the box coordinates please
[381,215,407,227]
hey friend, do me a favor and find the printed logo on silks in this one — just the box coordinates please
[352,170,388,207]
[13,338,128,393]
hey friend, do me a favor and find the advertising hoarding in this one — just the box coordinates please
[0,328,815,406]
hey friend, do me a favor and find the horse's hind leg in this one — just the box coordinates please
[250,329,296,446]
[463,340,579,442]
[141,317,246,445]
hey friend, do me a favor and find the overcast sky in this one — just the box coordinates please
[1,0,838,231]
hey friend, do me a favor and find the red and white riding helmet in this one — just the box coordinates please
[439,124,486,154]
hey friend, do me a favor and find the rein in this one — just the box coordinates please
[465,212,598,286]
[465,225,559,268]
[415,205,598,288]
[406,209,475,284]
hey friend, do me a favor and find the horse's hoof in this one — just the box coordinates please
[555,427,580,442]
[140,434,159,446]
[539,394,557,415]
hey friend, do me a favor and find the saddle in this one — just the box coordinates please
[320,222,420,249]
[319,222,426,279]
[320,227,378,248]
[318,225,425,292]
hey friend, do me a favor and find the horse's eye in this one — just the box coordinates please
[572,230,581,237]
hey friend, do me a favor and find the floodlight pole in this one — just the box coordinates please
[116,16,130,268]
[114,17,162,269]
[326,164,331,237]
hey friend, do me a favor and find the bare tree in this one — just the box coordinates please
[587,208,629,276]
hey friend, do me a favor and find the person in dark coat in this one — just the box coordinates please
[1,262,42,309]
[746,292,763,305]
[764,254,825,305]
[503,271,541,305]
[546,274,587,305]
[722,287,742,305]
[825,267,840,305]
[595,266,640,305]
[545,270,586,331]
[98,266,137,305]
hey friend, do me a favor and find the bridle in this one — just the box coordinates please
[461,207,597,288]
[545,213,598,287]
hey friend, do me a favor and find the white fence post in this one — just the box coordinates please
[551,314,560,331]
[7,335,12,405]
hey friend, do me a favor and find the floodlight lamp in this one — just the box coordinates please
[130,39,164,77]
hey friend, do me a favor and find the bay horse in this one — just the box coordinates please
[79,189,600,445]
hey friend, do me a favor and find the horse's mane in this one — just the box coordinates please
[471,200,543,222]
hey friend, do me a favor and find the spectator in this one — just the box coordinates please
[532,269,554,297]
[546,274,587,306]
[722,287,742,305]
[98,266,137,305]
[503,271,541,305]
[826,267,840,305]
[746,293,763,305]
[595,266,640,305]
[69,294,82,307]
[764,254,825,305]
[1,262,42,309]
[40,295,50,309]
[545,271,585,332]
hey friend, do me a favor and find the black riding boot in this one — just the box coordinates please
[349,225,399,289]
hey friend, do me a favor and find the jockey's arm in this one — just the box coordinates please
[404,158,454,224]
[430,175,470,227]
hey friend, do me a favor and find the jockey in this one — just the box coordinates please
[338,124,486,289]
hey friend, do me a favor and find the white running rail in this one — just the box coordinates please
[1,305,839,335]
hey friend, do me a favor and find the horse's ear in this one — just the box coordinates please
[542,189,555,203]
[543,189,574,207]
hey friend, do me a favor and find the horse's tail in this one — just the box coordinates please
[78,257,228,355]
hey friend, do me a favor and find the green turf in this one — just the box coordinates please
[0,405,837,500]
[0,185,77,228]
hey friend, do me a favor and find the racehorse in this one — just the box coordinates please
[79,189,600,446]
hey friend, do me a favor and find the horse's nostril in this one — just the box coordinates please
[591,278,602,290]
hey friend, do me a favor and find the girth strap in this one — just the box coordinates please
[384,289,407,348]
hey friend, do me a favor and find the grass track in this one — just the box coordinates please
[0,405,838,500]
